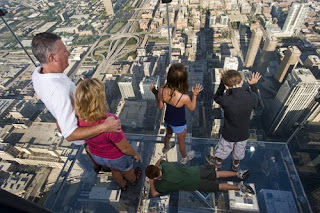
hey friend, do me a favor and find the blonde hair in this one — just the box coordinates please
[74,78,107,123]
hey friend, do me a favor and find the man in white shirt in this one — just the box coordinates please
[31,32,120,156]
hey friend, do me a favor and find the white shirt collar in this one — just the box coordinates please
[34,66,67,79]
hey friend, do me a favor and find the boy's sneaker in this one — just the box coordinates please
[162,143,176,154]
[237,169,249,180]
[206,155,222,169]
[232,162,240,172]
[205,155,215,164]
[238,181,255,195]
[180,150,195,164]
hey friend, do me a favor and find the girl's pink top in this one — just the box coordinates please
[78,113,125,159]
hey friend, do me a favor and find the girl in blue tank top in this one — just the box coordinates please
[150,63,203,164]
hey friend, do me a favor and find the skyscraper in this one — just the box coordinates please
[274,46,301,83]
[268,68,320,135]
[209,15,216,27]
[59,11,69,22]
[118,74,135,99]
[281,3,309,37]
[244,28,263,68]
[143,62,151,76]
[257,36,277,75]
[304,55,320,70]
[308,99,320,123]
[212,68,221,93]
[103,0,114,16]
[220,15,229,25]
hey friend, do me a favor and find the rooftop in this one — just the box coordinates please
[141,75,159,84]
[118,101,147,129]
[293,68,318,83]
[118,74,133,83]
[4,122,62,147]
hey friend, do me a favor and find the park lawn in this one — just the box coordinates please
[110,22,126,34]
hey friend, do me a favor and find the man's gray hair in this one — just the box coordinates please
[31,32,61,64]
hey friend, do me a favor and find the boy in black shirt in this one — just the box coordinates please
[207,70,261,171]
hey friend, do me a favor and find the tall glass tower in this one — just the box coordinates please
[268,68,320,135]
[244,28,263,68]
[282,3,309,37]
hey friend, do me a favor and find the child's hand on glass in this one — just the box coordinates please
[150,83,158,95]
[247,72,262,85]
[134,153,141,162]
[192,84,203,96]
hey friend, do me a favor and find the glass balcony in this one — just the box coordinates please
[43,134,311,213]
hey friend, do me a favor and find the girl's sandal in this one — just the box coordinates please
[131,167,142,186]
[94,165,102,174]
[121,181,128,191]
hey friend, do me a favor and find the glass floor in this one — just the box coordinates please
[43,134,311,213]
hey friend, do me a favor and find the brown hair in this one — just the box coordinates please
[145,165,160,179]
[164,63,189,96]
[221,70,242,87]
[74,78,107,123]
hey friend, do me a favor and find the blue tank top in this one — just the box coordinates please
[164,94,186,126]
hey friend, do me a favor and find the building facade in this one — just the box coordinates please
[244,28,263,68]
[274,46,301,83]
[139,76,160,100]
[268,69,320,135]
[118,75,135,99]
[281,3,309,37]
[257,36,278,75]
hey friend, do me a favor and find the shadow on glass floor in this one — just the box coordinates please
[43,134,311,213]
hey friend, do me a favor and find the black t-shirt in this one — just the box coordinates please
[214,82,258,142]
